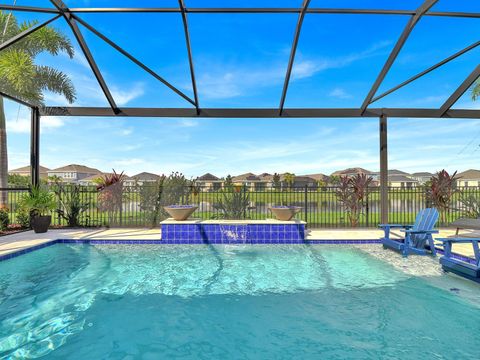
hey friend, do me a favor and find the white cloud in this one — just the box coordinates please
[197,72,246,99]
[119,144,142,152]
[39,58,145,107]
[111,83,145,106]
[196,40,392,100]
[412,94,448,105]
[42,116,65,129]
[329,88,352,99]
[5,117,30,133]
[119,128,133,136]
[291,60,324,79]
[6,116,64,133]
[292,40,392,80]
[177,119,199,128]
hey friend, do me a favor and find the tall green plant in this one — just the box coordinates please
[335,174,373,227]
[19,186,56,217]
[0,11,75,205]
[272,173,281,190]
[138,176,165,227]
[52,183,90,227]
[138,172,192,224]
[224,174,233,189]
[458,193,480,219]
[160,172,191,207]
[215,185,250,219]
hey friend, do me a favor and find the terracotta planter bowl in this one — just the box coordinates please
[164,205,198,221]
[268,206,302,221]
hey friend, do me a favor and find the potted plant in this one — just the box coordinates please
[19,186,56,233]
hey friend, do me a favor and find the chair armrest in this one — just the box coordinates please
[437,237,480,244]
[401,229,439,234]
[378,224,412,229]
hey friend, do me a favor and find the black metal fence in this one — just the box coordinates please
[1,185,479,229]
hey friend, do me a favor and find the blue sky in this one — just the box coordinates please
[4,0,480,177]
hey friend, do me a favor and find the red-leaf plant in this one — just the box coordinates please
[97,170,126,226]
[335,174,373,227]
[426,169,458,224]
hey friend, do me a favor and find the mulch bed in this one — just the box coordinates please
[0,225,29,237]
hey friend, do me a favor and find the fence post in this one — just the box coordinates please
[379,114,389,224]
[365,193,369,227]
[304,185,308,223]
[243,186,247,219]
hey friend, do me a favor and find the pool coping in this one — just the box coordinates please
[0,238,476,266]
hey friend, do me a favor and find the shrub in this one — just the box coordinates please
[214,185,250,219]
[97,170,125,226]
[458,194,480,219]
[0,205,9,231]
[16,208,30,228]
[425,169,458,223]
[52,184,90,227]
[138,177,165,227]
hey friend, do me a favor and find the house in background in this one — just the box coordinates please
[292,175,318,189]
[410,172,433,184]
[370,169,410,183]
[78,173,104,186]
[130,172,160,186]
[79,173,136,187]
[195,173,223,191]
[456,169,480,188]
[47,164,101,183]
[388,169,410,176]
[260,173,320,190]
[232,173,266,190]
[388,175,419,188]
[303,173,329,185]
[331,167,374,180]
[9,165,50,179]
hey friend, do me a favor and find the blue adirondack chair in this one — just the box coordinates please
[437,237,480,283]
[379,208,439,257]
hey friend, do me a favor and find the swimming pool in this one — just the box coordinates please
[1,244,479,359]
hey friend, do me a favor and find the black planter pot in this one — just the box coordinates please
[31,215,51,234]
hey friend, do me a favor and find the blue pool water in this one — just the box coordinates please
[0,244,479,359]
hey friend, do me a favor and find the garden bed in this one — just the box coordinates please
[0,225,29,237]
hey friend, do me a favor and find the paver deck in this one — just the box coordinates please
[0,227,477,259]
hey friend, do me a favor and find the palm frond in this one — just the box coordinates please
[0,12,76,104]
[0,50,36,94]
[20,22,75,58]
[33,65,76,104]
[0,11,20,42]
[472,79,480,101]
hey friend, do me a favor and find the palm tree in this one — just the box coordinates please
[284,172,296,190]
[0,11,76,205]
[472,79,480,101]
